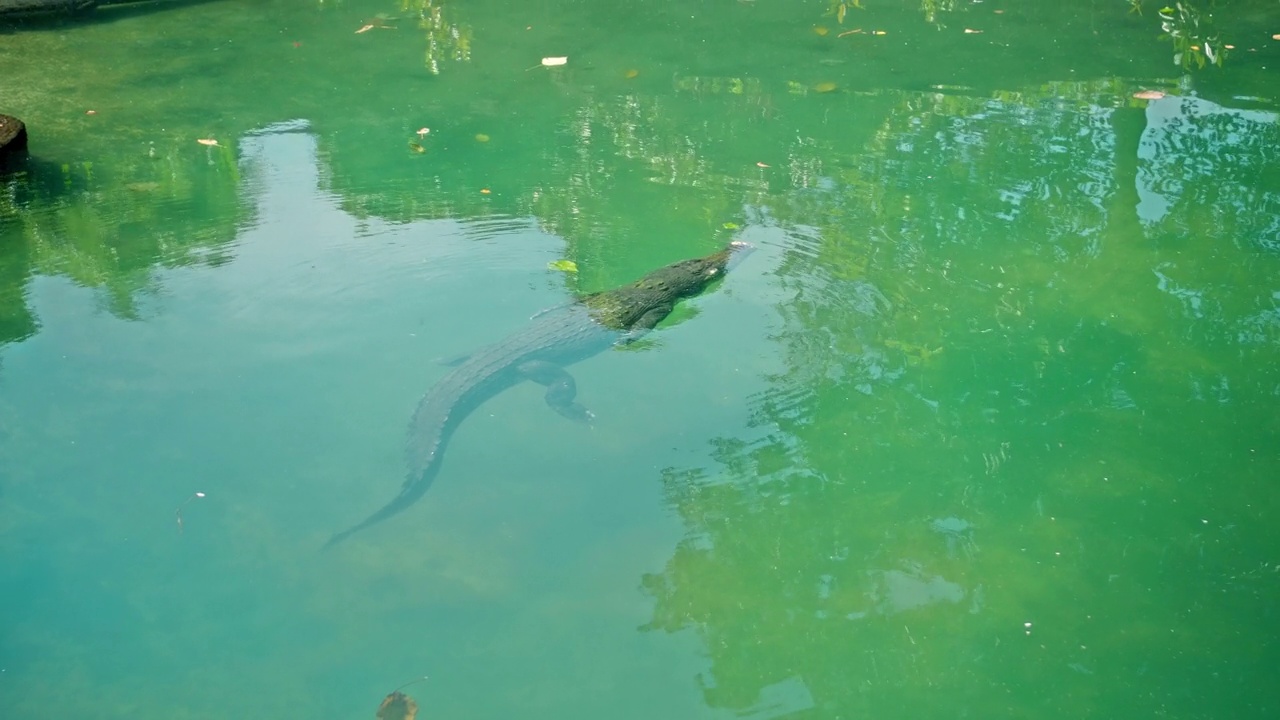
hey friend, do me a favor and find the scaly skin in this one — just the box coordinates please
[326,241,752,546]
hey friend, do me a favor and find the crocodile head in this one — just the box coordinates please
[633,240,754,299]
[587,241,753,329]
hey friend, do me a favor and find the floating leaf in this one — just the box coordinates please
[964,28,983,34]
[196,138,219,146]
[475,133,490,142]
[722,222,739,230]
[814,26,829,36]
[814,82,838,93]
[408,141,425,153]
[624,69,640,79]
[356,24,375,34]
[480,188,491,194]
[756,162,770,168]
[541,56,568,67]
[376,692,418,720]
[872,30,887,35]
[548,259,578,273]
[1132,90,1166,100]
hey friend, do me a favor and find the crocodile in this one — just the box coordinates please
[326,240,753,546]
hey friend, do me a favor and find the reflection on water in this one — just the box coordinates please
[2,1,1279,719]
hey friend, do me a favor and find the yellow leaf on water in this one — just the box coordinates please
[624,69,640,79]
[541,56,568,67]
[722,222,739,230]
[814,82,838,93]
[814,26,829,36]
[548,259,578,273]
[475,133,491,142]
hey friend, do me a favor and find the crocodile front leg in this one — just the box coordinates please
[518,360,595,422]
[617,303,674,346]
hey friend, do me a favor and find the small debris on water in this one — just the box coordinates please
[175,491,207,534]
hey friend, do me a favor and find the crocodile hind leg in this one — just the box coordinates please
[517,360,595,422]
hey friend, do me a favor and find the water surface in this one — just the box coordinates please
[2,1,1278,718]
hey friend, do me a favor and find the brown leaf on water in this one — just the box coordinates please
[376,691,418,720]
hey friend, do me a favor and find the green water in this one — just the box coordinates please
[2,1,1278,718]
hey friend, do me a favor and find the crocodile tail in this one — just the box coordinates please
[323,463,442,549]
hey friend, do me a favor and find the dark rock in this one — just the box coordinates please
[0,114,29,168]
[0,0,97,17]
